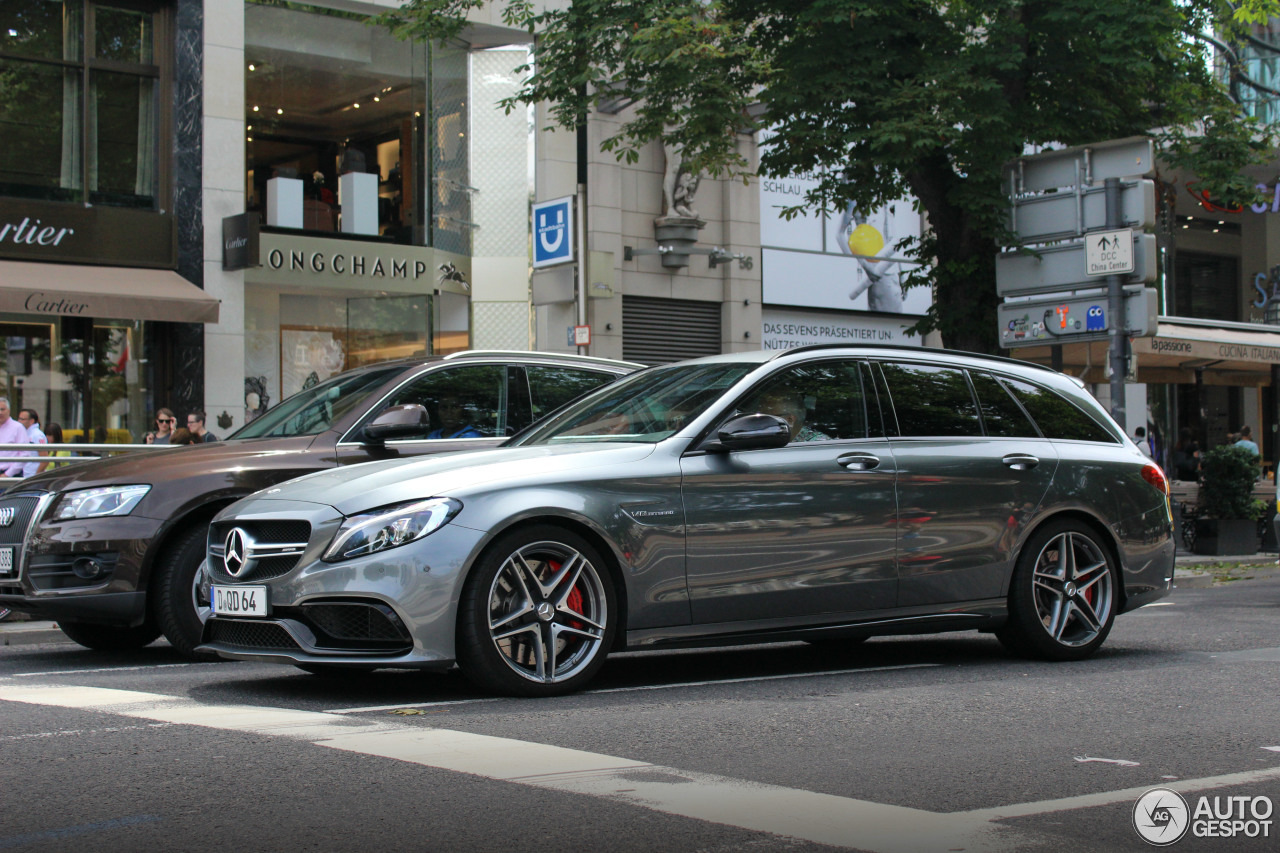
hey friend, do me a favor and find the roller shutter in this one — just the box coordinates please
[622,296,722,366]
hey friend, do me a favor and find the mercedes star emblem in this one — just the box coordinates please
[223,527,253,577]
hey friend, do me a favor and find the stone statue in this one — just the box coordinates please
[661,138,702,222]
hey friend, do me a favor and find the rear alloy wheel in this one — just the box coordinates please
[458,526,616,697]
[152,524,218,660]
[58,619,161,651]
[997,520,1117,661]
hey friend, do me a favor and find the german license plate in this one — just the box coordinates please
[0,546,13,576]
[211,585,268,617]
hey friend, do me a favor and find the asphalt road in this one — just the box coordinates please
[2,573,1279,853]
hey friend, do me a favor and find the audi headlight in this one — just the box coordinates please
[323,497,462,562]
[54,485,152,520]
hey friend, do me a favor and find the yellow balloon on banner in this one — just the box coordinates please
[847,223,885,257]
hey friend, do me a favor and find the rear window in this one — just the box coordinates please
[880,363,983,437]
[970,372,1040,438]
[1001,377,1116,443]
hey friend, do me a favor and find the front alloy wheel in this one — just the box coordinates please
[458,526,616,696]
[998,521,1117,661]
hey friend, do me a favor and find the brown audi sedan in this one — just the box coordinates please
[0,351,639,656]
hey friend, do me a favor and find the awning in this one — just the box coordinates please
[1010,318,1280,386]
[0,260,220,324]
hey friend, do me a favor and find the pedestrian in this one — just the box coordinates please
[147,408,177,445]
[1133,425,1153,458]
[41,423,72,472]
[16,408,47,478]
[1172,427,1201,481]
[0,397,31,478]
[1235,425,1260,457]
[186,411,219,443]
[167,428,199,446]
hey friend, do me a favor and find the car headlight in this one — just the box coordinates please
[54,485,152,520]
[323,497,462,562]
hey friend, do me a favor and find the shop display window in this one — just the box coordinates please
[245,0,475,249]
[0,0,163,209]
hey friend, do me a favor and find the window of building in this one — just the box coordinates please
[1173,251,1239,321]
[0,0,163,208]
[244,0,474,249]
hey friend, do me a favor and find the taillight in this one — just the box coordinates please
[1141,462,1169,496]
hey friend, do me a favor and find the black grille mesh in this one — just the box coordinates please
[0,495,42,547]
[207,519,312,584]
[304,603,408,642]
[207,619,300,651]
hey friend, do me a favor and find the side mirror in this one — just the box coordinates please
[363,404,430,444]
[704,413,792,453]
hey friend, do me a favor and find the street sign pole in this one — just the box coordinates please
[1106,178,1126,431]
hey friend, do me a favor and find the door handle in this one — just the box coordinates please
[837,452,880,471]
[1002,453,1040,471]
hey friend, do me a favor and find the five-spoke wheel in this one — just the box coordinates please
[998,520,1117,661]
[458,526,616,696]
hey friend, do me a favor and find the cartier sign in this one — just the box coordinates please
[0,198,175,267]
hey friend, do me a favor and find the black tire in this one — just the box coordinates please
[457,525,618,697]
[151,523,218,660]
[294,663,379,677]
[996,520,1118,661]
[58,619,161,651]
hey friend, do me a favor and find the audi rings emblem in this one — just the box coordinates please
[0,507,15,527]
[223,527,254,577]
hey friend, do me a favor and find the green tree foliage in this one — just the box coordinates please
[379,0,1277,353]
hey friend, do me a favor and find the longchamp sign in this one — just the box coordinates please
[249,232,471,296]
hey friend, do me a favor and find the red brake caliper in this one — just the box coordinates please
[545,560,585,630]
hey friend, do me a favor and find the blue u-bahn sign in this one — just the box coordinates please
[532,196,575,269]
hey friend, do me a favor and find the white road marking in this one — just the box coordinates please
[12,664,198,678]
[0,723,173,742]
[958,765,1280,821]
[1265,746,1280,753]
[1145,602,1176,607]
[1072,756,1139,767]
[324,663,941,714]
[3,682,1279,853]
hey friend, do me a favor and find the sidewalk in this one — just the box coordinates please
[3,553,1276,647]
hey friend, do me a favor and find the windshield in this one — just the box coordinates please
[230,365,404,439]
[515,362,754,445]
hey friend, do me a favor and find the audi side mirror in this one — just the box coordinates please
[363,404,430,444]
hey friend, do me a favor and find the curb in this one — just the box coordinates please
[0,621,70,646]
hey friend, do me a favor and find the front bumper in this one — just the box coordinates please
[197,503,490,668]
[0,490,162,627]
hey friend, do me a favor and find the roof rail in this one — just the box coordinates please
[442,349,646,369]
[771,343,1060,374]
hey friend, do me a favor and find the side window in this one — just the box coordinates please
[879,363,983,437]
[970,372,1040,438]
[1002,378,1116,443]
[380,364,506,440]
[739,360,869,443]
[527,367,618,421]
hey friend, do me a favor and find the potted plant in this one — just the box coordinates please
[1193,444,1263,555]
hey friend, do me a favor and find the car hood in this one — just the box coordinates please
[246,442,658,517]
[9,435,324,494]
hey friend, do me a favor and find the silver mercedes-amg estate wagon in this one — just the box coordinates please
[199,345,1175,696]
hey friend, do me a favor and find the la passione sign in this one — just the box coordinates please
[0,198,175,268]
